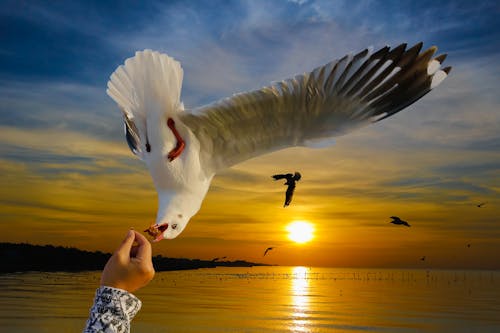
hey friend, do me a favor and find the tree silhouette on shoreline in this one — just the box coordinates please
[0,242,268,273]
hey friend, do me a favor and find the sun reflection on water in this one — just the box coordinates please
[290,266,311,332]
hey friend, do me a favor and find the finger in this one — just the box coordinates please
[131,230,152,260]
[115,229,136,259]
[130,244,139,258]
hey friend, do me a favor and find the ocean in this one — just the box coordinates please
[1,267,499,332]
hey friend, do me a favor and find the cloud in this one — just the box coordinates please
[0,126,128,158]
[0,79,121,141]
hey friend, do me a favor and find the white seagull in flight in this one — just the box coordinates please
[106,42,451,241]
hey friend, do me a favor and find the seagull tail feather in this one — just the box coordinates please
[106,49,184,122]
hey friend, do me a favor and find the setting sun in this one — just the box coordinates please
[287,221,314,244]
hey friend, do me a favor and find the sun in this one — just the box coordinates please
[287,221,314,244]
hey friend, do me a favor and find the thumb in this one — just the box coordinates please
[115,229,135,258]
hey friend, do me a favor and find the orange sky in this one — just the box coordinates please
[1,122,498,269]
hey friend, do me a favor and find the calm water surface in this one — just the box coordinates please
[1,267,499,332]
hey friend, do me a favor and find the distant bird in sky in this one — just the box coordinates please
[420,256,426,261]
[477,202,486,208]
[272,172,301,207]
[467,244,471,248]
[107,43,451,241]
[263,247,275,256]
[390,216,411,227]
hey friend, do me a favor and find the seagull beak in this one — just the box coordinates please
[153,223,168,243]
[144,222,169,242]
[152,223,169,242]
[153,233,165,242]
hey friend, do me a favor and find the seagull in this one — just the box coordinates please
[263,247,275,256]
[106,42,451,241]
[477,202,486,208]
[272,172,301,207]
[389,216,411,227]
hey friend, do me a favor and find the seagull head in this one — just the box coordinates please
[151,190,203,241]
[149,168,213,242]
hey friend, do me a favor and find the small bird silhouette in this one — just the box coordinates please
[420,256,426,261]
[211,256,227,262]
[263,247,275,256]
[389,216,411,227]
[467,244,471,248]
[477,202,486,208]
[272,172,301,207]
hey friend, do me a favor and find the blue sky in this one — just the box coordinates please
[1,0,499,268]
[1,0,498,148]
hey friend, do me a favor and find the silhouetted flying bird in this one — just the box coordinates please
[272,172,301,207]
[389,216,411,227]
[477,202,486,208]
[263,247,275,256]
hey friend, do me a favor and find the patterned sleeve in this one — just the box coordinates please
[83,286,142,333]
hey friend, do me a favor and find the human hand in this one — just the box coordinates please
[100,229,155,292]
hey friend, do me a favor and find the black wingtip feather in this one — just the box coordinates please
[442,66,452,74]
[434,53,447,63]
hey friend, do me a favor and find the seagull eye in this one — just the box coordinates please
[172,224,178,230]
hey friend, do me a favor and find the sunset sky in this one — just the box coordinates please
[1,0,498,269]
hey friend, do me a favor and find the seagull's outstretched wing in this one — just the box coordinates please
[181,43,450,171]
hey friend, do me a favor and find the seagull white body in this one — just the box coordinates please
[106,43,450,241]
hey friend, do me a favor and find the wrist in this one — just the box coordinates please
[99,284,129,293]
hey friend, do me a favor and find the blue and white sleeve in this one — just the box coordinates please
[84,286,142,333]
